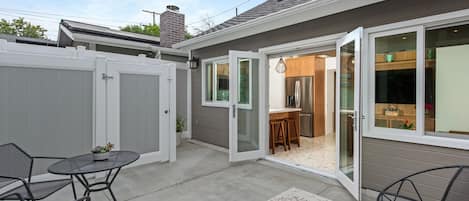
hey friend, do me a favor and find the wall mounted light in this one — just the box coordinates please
[189,56,200,70]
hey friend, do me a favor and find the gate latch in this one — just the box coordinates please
[102,73,114,80]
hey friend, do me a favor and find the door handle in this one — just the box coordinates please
[232,104,236,118]
[349,111,358,131]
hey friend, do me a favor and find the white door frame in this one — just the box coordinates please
[105,60,175,166]
[335,27,363,200]
[228,50,267,162]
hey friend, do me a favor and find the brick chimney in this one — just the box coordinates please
[160,5,185,48]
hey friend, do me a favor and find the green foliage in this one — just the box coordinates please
[176,116,185,133]
[120,24,160,37]
[185,32,193,39]
[92,142,114,153]
[0,18,47,39]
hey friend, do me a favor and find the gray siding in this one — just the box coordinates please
[362,138,469,200]
[176,69,188,130]
[161,54,188,63]
[95,44,155,58]
[191,0,469,148]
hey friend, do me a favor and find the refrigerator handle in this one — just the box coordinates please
[295,80,301,108]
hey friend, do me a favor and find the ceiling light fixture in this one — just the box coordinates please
[275,57,286,73]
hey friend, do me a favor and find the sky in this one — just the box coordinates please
[0,0,265,39]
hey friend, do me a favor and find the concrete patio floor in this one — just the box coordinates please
[45,141,360,201]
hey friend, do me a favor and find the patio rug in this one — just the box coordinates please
[268,188,332,201]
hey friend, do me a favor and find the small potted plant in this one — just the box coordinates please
[92,142,114,161]
[401,120,414,130]
[176,116,185,146]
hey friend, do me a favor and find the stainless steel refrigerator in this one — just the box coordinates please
[286,77,314,137]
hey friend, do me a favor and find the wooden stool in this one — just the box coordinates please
[269,120,288,154]
[286,118,300,149]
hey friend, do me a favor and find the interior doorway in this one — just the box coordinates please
[267,49,337,175]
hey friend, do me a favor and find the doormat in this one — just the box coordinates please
[268,188,332,201]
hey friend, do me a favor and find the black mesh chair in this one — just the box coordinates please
[0,193,24,201]
[377,165,469,201]
[0,143,77,201]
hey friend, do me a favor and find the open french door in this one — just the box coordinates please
[228,50,267,162]
[336,27,362,200]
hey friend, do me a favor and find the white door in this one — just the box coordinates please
[228,50,267,162]
[336,27,362,199]
[107,62,171,166]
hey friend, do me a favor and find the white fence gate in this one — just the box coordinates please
[0,40,176,174]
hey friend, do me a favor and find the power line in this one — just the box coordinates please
[0,11,124,30]
[186,0,252,26]
[142,10,161,26]
[0,7,144,25]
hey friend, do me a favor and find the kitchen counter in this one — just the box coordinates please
[269,108,302,114]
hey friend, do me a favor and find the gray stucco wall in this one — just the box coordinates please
[191,0,469,148]
[189,0,469,193]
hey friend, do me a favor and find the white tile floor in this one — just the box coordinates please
[270,134,337,174]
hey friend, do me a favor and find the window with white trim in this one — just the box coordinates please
[373,31,418,131]
[366,22,469,149]
[424,23,469,140]
[202,56,252,109]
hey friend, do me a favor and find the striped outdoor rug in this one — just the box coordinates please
[268,188,332,201]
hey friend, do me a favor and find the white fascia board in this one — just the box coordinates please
[174,0,383,50]
[61,25,187,57]
[259,32,346,55]
[59,24,75,41]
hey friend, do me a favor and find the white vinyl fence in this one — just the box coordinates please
[0,40,176,175]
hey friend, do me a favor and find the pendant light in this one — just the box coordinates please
[275,57,286,73]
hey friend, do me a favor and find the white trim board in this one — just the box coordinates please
[174,0,383,50]
[259,32,345,56]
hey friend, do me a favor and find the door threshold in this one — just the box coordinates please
[264,156,336,179]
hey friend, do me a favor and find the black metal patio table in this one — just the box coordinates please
[48,151,139,201]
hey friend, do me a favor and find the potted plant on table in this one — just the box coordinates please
[176,116,185,146]
[92,142,114,161]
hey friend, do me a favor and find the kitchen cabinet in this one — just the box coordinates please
[285,55,315,77]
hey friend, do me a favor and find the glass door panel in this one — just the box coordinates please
[229,51,266,162]
[237,58,258,152]
[336,27,362,200]
[339,41,355,181]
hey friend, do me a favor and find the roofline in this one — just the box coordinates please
[173,0,383,50]
[60,19,160,44]
[59,25,187,57]
[0,34,57,46]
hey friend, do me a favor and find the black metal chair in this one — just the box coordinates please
[377,165,469,201]
[0,193,24,201]
[0,143,77,201]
